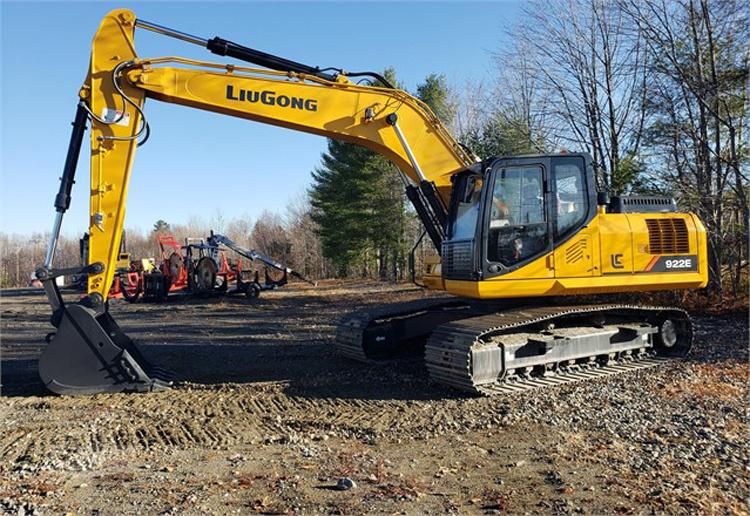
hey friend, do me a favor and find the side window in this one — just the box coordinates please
[449,174,483,240]
[553,161,587,239]
[488,166,548,266]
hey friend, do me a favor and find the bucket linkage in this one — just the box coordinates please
[37,103,171,395]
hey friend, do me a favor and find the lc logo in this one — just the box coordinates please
[611,254,624,269]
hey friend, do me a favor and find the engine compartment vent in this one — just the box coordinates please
[442,240,474,279]
[565,238,588,264]
[646,218,689,254]
[610,196,677,213]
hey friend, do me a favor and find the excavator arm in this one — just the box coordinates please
[36,9,472,394]
[73,9,472,303]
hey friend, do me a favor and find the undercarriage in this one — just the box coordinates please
[336,299,692,395]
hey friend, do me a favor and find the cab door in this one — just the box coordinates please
[550,156,598,278]
[482,159,554,279]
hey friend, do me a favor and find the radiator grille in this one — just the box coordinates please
[646,218,689,254]
[442,240,474,278]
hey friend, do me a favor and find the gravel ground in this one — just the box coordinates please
[1,281,748,514]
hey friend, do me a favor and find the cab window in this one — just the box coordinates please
[553,161,587,239]
[488,165,548,266]
[449,174,483,240]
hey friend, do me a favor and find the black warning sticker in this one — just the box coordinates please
[644,255,698,272]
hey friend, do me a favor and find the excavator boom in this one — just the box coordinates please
[74,10,471,303]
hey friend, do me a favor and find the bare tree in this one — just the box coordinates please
[620,0,749,294]
[251,211,292,265]
[285,193,330,279]
[504,0,650,190]
[492,40,554,152]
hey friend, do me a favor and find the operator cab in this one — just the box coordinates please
[443,153,597,280]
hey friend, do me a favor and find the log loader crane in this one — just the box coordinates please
[207,232,318,289]
[36,10,708,395]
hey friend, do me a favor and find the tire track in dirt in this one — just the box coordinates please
[0,428,32,460]
[1,385,453,468]
[1,283,474,469]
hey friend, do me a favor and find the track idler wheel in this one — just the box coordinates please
[654,316,692,358]
[39,304,171,395]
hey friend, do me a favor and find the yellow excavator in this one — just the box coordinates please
[37,10,707,395]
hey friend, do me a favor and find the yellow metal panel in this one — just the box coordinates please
[630,215,656,272]
[85,10,145,298]
[554,221,597,278]
[598,213,634,274]
[446,271,707,300]
[422,255,445,291]
[691,213,709,287]
[444,210,708,300]
[627,213,704,275]
[498,253,555,280]
[422,276,445,291]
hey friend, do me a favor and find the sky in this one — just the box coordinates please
[0,1,522,237]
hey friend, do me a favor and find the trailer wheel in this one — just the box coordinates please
[119,272,142,303]
[245,283,261,299]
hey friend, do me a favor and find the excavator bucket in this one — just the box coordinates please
[39,302,171,395]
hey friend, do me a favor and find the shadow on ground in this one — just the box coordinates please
[6,288,742,401]
[1,341,462,402]
[2,284,463,401]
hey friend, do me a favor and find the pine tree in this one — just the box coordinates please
[416,73,454,125]
[309,140,374,275]
[310,69,456,279]
[310,69,403,277]
[153,220,170,233]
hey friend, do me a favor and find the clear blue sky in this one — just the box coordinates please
[1,1,521,237]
